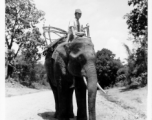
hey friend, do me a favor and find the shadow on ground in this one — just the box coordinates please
[38,112,77,120]
[38,112,57,120]
[120,84,140,92]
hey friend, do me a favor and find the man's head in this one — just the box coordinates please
[75,9,82,20]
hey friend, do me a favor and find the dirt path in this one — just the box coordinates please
[6,90,146,120]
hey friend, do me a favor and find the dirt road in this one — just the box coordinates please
[6,90,146,120]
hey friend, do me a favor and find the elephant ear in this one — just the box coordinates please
[69,42,83,58]
[55,42,69,58]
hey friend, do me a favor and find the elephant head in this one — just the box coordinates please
[56,37,97,120]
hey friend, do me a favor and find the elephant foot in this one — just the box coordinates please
[59,118,71,120]
[57,113,74,119]
[68,112,74,118]
[58,117,71,120]
[57,112,74,120]
[76,117,87,120]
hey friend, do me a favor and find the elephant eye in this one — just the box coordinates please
[78,56,81,60]
[78,55,82,60]
[78,55,86,65]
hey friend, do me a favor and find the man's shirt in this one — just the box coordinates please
[68,18,82,34]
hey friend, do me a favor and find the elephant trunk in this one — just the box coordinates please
[85,62,97,120]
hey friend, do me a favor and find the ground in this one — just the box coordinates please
[5,80,147,120]
[105,87,147,119]
[5,78,50,97]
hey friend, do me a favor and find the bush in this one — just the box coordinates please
[96,49,123,88]
[115,80,128,87]
[116,74,126,82]
[131,72,147,87]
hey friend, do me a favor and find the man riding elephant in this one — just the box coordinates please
[45,37,97,120]
[44,8,99,120]
[66,9,86,42]
[46,9,87,51]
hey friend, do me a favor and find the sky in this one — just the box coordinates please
[14,0,134,63]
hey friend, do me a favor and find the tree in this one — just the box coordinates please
[17,57,29,82]
[124,0,147,85]
[124,0,147,67]
[5,0,45,50]
[134,46,147,76]
[5,49,16,78]
[123,43,135,84]
[96,48,123,88]
[124,0,147,43]
[5,0,45,78]
[117,66,128,82]
[13,35,45,84]
[34,63,47,85]
[20,27,45,83]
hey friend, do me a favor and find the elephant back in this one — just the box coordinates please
[52,42,68,61]
[43,37,66,58]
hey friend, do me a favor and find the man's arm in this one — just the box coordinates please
[75,31,85,36]
[69,20,86,38]
[71,26,77,38]
[72,29,85,38]
[71,27,85,37]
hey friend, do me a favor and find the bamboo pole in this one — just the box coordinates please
[48,25,51,43]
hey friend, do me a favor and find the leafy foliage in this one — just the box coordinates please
[5,0,45,49]
[125,0,147,40]
[5,49,16,78]
[19,27,46,83]
[117,67,128,81]
[123,0,147,86]
[12,55,30,82]
[5,0,45,78]
[34,63,47,84]
[123,44,136,84]
[130,72,147,87]
[96,48,123,88]
[21,27,45,62]
[13,54,47,87]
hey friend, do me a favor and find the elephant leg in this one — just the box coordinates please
[54,54,74,120]
[66,87,74,118]
[45,59,59,118]
[75,77,87,120]
[51,85,59,118]
[58,78,70,120]
[58,86,74,120]
[47,77,59,118]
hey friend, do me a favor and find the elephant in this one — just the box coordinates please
[44,36,97,120]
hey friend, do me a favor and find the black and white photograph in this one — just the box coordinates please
[1,0,151,120]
